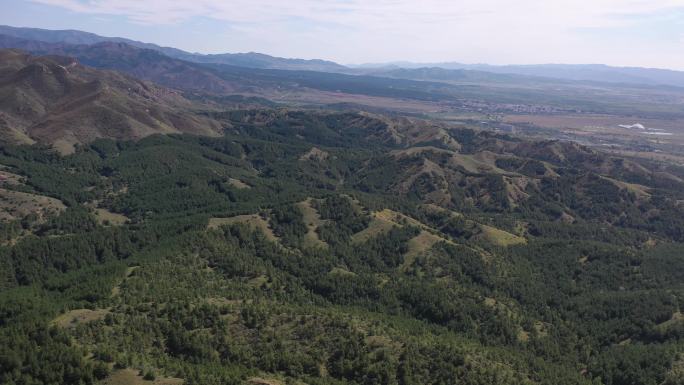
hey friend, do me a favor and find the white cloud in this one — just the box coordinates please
[27,0,684,68]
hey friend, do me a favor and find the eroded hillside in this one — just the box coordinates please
[0,49,221,153]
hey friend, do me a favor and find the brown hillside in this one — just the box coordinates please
[0,49,221,153]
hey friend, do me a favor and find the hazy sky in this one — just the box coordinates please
[2,0,684,69]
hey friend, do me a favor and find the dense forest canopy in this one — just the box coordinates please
[1,108,684,385]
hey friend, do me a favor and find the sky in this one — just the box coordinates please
[1,0,684,70]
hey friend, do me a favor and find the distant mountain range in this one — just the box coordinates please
[0,35,241,94]
[0,25,346,72]
[1,23,684,149]
[353,62,684,88]
[2,24,684,88]
[0,34,459,103]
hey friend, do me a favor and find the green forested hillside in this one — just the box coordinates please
[1,110,684,385]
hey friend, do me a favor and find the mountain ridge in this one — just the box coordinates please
[353,61,684,87]
[0,25,347,72]
[0,49,221,153]
[4,25,684,88]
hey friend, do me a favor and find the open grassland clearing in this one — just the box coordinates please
[352,208,429,244]
[599,175,651,199]
[296,198,328,248]
[657,311,684,333]
[53,308,111,328]
[477,224,527,247]
[401,231,446,271]
[94,208,129,226]
[208,214,278,241]
[348,208,455,270]
[351,216,397,244]
[0,168,25,185]
[228,178,251,189]
[0,188,65,221]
